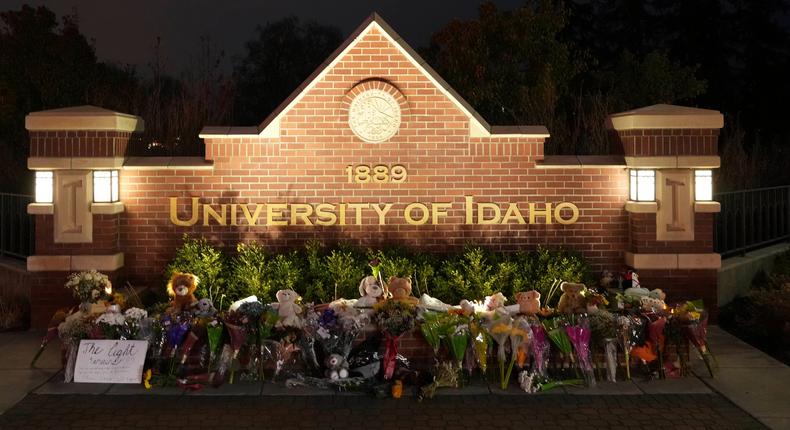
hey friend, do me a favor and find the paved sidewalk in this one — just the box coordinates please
[0,393,767,430]
[696,326,790,430]
[1,326,787,429]
[0,330,61,414]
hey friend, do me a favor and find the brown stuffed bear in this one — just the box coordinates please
[387,276,418,305]
[166,272,198,313]
[556,282,586,315]
[515,290,541,315]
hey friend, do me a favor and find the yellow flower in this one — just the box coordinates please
[143,369,152,389]
[491,323,511,334]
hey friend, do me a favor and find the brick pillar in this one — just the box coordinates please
[25,106,143,327]
[608,104,723,316]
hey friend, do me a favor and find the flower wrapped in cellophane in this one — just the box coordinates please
[505,317,532,389]
[95,305,125,339]
[544,317,574,377]
[374,300,416,379]
[615,315,635,380]
[57,311,92,382]
[565,316,595,387]
[530,323,550,379]
[485,313,513,389]
[441,314,469,370]
[469,317,490,375]
[419,311,444,358]
[673,301,717,377]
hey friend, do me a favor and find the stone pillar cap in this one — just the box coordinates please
[26,105,144,132]
[607,104,723,131]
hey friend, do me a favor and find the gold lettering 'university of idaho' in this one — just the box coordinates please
[168,196,580,227]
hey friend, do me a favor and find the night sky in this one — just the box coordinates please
[3,0,523,73]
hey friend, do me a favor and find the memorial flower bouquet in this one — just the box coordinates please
[674,301,717,377]
[530,322,550,379]
[485,313,513,389]
[505,317,532,389]
[57,311,93,382]
[469,316,490,375]
[95,305,126,339]
[419,311,444,358]
[544,317,574,377]
[374,300,416,379]
[565,316,595,387]
[616,315,635,380]
[65,270,112,308]
[440,314,470,371]
[123,307,148,340]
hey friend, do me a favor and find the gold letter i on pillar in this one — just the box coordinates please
[656,170,694,241]
[54,171,93,243]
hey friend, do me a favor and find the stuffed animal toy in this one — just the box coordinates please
[599,271,615,290]
[640,288,667,312]
[166,272,198,313]
[387,277,418,305]
[556,282,587,315]
[325,353,349,380]
[515,290,541,315]
[275,289,303,328]
[484,292,507,311]
[192,298,216,318]
[356,275,385,308]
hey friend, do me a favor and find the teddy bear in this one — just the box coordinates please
[640,288,667,312]
[387,277,419,305]
[356,275,385,308]
[191,298,216,318]
[166,272,199,313]
[515,290,541,315]
[556,282,587,315]
[325,353,349,380]
[275,289,303,328]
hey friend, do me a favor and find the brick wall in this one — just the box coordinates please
[29,131,132,157]
[617,129,719,156]
[629,212,715,254]
[116,27,630,288]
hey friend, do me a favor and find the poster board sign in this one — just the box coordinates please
[73,339,148,384]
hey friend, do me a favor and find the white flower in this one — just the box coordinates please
[96,311,125,326]
[124,307,148,321]
[85,273,94,281]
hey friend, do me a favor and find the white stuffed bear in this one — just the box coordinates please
[355,276,384,308]
[275,289,303,328]
[325,353,349,380]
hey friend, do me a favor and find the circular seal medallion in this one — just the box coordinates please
[348,89,401,143]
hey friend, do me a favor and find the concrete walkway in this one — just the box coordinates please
[696,326,790,430]
[1,326,788,429]
[0,330,61,414]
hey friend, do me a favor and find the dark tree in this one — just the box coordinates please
[233,17,343,125]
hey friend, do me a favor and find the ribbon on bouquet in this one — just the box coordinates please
[383,333,401,380]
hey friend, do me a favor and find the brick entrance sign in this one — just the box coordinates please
[24,15,722,327]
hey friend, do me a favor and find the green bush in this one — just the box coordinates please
[230,242,271,302]
[165,234,227,303]
[325,247,366,301]
[267,251,302,292]
[164,237,595,308]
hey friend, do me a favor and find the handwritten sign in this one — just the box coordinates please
[74,340,148,384]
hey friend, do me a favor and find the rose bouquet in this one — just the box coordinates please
[374,300,416,380]
[222,310,249,383]
[65,270,112,310]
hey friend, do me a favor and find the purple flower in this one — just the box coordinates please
[318,309,338,329]
[167,320,190,349]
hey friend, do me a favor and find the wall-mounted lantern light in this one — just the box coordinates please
[695,170,713,201]
[35,171,53,203]
[93,170,119,203]
[629,169,655,202]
